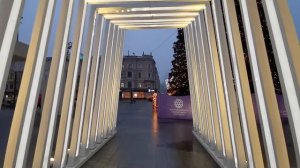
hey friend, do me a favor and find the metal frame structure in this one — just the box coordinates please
[0,0,299,167]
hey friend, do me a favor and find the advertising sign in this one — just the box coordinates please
[157,94,192,120]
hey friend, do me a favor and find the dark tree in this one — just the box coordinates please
[168,28,190,96]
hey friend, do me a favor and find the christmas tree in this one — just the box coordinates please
[168,28,190,96]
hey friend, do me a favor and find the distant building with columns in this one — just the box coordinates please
[120,53,160,99]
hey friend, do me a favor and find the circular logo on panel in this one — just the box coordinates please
[174,99,184,109]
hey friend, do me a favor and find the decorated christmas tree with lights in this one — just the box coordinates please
[168,28,190,96]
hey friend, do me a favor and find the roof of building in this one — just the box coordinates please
[13,41,29,61]
[124,54,153,58]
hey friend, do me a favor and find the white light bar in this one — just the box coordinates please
[103,12,199,19]
[111,18,195,23]
[116,22,191,26]
[120,23,188,28]
[87,0,208,4]
[130,5,205,12]
[97,5,205,14]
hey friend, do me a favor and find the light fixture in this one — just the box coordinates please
[104,12,199,19]
[120,24,188,29]
[130,5,205,12]
[116,21,191,26]
[111,18,195,23]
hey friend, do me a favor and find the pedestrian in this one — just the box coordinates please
[37,94,42,109]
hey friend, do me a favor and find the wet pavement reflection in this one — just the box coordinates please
[82,100,219,168]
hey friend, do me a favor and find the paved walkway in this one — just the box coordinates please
[82,100,219,168]
[0,107,14,167]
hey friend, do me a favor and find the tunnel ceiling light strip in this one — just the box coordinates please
[103,12,199,19]
[115,22,191,26]
[97,5,205,14]
[120,23,188,28]
[87,0,209,4]
[130,5,205,11]
[111,18,195,23]
[120,25,187,30]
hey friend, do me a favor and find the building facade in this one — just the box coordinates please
[2,41,28,106]
[4,56,82,108]
[4,57,54,107]
[120,54,160,99]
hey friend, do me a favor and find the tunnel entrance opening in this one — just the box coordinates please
[0,0,299,168]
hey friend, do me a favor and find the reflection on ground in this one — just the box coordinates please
[83,100,219,168]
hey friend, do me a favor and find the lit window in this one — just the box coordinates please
[138,83,142,88]
[121,83,124,88]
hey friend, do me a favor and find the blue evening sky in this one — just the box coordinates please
[123,29,177,81]
[18,0,300,82]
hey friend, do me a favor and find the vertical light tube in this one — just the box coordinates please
[263,0,300,165]
[0,0,26,110]
[188,24,209,141]
[112,29,125,129]
[183,27,199,132]
[106,27,120,135]
[204,5,226,156]
[108,27,121,133]
[95,22,112,142]
[192,23,204,135]
[53,1,88,167]
[211,0,245,166]
[112,28,122,132]
[202,2,234,161]
[196,14,217,147]
[187,23,202,134]
[78,8,100,151]
[4,0,57,167]
[101,25,118,137]
[97,23,115,139]
[222,0,266,166]
[109,28,121,132]
[190,23,210,143]
[186,25,201,134]
[68,6,98,163]
[199,11,223,153]
[32,0,75,167]
[88,16,106,146]
[190,24,205,136]
[237,0,290,167]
